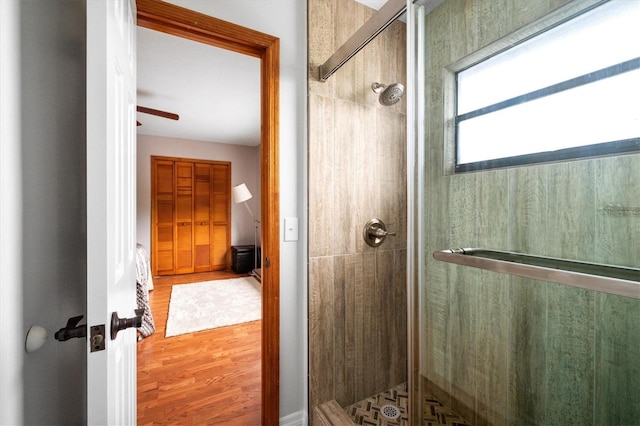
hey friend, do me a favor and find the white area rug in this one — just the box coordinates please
[165,277,261,337]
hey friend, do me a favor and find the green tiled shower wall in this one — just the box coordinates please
[421,1,640,425]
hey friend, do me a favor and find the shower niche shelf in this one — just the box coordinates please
[433,248,640,300]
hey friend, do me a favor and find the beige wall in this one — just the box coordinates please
[308,0,408,411]
[422,1,640,425]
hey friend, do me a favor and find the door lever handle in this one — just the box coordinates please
[55,315,87,342]
[110,308,144,340]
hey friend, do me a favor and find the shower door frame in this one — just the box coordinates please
[406,1,426,425]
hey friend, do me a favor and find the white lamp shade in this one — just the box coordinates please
[232,183,252,204]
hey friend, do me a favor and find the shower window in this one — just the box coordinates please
[451,0,640,173]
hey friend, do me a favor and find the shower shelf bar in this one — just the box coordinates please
[318,0,406,82]
[433,248,640,300]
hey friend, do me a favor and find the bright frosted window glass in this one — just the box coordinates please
[456,0,640,168]
[458,69,640,164]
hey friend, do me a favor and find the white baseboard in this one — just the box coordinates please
[280,410,308,426]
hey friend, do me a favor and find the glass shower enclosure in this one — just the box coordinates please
[410,0,640,425]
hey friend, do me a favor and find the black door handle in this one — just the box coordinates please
[54,315,87,341]
[110,308,144,340]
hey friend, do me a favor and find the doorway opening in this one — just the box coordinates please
[136,1,280,424]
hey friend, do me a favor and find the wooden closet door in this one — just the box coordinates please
[152,160,175,275]
[194,163,212,272]
[211,163,230,269]
[152,156,230,276]
[174,161,194,274]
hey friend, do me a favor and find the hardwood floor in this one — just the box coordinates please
[137,270,261,425]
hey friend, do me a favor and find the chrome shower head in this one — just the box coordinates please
[372,82,404,106]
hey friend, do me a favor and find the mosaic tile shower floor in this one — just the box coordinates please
[344,383,470,426]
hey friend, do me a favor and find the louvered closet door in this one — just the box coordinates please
[211,164,230,269]
[194,163,212,272]
[153,160,175,275]
[151,157,230,276]
[175,161,194,274]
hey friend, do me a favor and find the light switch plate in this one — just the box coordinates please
[284,217,298,241]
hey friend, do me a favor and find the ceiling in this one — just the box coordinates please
[136,26,261,146]
[135,0,385,146]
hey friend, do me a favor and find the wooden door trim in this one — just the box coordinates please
[137,1,280,424]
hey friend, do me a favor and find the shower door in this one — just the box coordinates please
[415,0,640,425]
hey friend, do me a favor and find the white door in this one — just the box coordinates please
[86,0,137,423]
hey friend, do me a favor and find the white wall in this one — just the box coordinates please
[0,2,23,423]
[136,134,261,252]
[162,1,308,420]
[0,1,87,424]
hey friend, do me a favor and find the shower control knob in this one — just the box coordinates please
[363,218,395,247]
[369,227,396,238]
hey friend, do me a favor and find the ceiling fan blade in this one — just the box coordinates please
[136,106,179,121]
